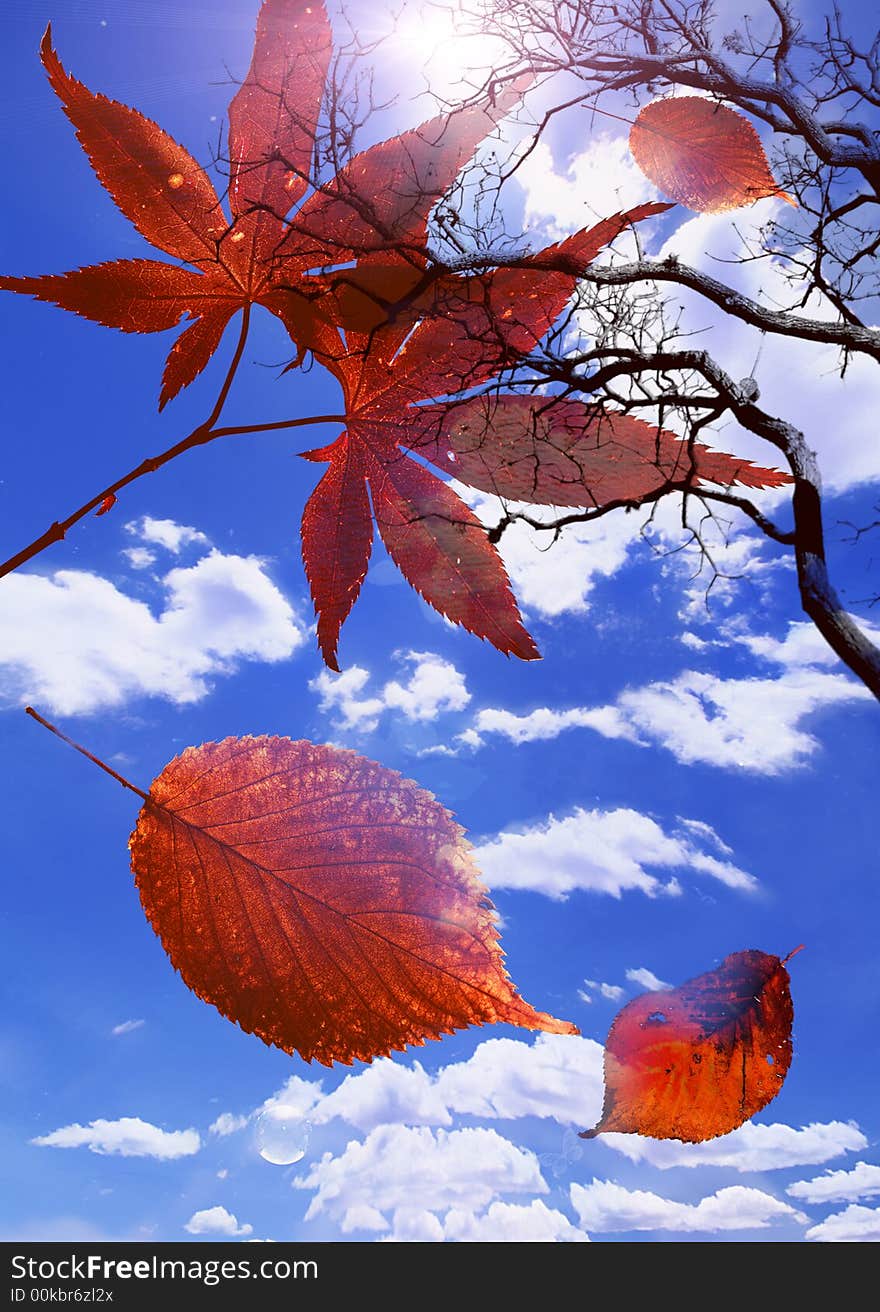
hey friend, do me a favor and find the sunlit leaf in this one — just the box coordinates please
[130,736,578,1065]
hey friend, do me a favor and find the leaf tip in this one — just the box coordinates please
[513,631,541,662]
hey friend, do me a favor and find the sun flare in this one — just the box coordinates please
[390,1,510,99]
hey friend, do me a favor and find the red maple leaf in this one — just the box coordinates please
[0,1,524,408]
[299,207,790,669]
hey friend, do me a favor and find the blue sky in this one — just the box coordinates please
[1,0,880,1244]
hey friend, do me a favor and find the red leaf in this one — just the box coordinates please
[365,441,539,660]
[0,260,237,334]
[227,0,332,224]
[130,736,578,1065]
[291,79,531,261]
[630,97,794,213]
[582,949,799,1143]
[408,394,791,504]
[296,205,678,666]
[301,437,373,671]
[40,27,227,265]
[359,206,671,407]
[2,19,347,404]
[95,494,116,517]
[159,307,237,410]
[5,15,532,408]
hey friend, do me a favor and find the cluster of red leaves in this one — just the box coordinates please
[10,2,803,1145]
[0,0,790,668]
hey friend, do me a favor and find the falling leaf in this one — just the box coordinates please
[581,949,799,1142]
[130,736,578,1065]
[629,97,793,212]
[0,2,523,407]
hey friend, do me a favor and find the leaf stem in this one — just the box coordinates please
[202,303,251,430]
[25,706,149,802]
[0,386,345,583]
[211,414,347,438]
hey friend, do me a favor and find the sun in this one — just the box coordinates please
[389,1,511,100]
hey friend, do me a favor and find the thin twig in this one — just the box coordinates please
[25,707,149,802]
[0,295,344,584]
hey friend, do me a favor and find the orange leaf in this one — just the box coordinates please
[130,737,577,1065]
[582,949,798,1143]
[630,97,794,213]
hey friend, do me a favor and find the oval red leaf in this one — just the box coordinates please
[582,949,797,1142]
[630,97,792,213]
[130,737,576,1065]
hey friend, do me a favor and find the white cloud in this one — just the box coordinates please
[266,1033,605,1134]
[209,1113,249,1138]
[310,666,384,730]
[387,1200,589,1243]
[473,704,637,746]
[127,516,209,553]
[675,817,733,856]
[805,1204,880,1242]
[473,662,870,775]
[121,547,156,570]
[0,550,306,714]
[609,666,871,773]
[581,979,626,1003]
[788,1161,880,1205]
[261,1075,325,1120]
[382,651,470,719]
[310,650,469,732]
[110,1020,144,1037]
[625,967,671,992]
[460,484,640,618]
[184,1206,252,1237]
[294,1126,548,1233]
[671,528,792,626]
[516,136,656,241]
[603,1120,867,1171]
[734,619,880,670]
[571,1180,806,1234]
[31,1117,200,1159]
[472,806,755,900]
